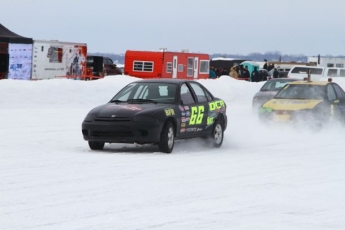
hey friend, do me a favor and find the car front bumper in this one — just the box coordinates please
[82,120,163,144]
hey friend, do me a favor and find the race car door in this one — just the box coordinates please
[183,82,210,135]
[179,83,207,137]
[190,82,226,133]
[331,83,345,118]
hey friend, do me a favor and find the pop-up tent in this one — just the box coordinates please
[240,61,260,81]
[0,24,33,44]
[0,24,33,80]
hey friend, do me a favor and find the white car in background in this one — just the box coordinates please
[319,67,345,81]
[287,66,324,81]
[288,66,345,81]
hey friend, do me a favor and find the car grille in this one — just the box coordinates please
[91,130,134,137]
[95,117,131,122]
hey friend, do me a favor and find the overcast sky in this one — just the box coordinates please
[2,0,345,56]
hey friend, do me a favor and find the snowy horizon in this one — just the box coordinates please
[1,75,345,230]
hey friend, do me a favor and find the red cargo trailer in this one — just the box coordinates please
[124,49,210,79]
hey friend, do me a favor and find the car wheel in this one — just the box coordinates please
[158,121,174,153]
[210,120,224,148]
[88,141,105,150]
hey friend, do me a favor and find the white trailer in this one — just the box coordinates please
[31,40,87,80]
[308,56,345,68]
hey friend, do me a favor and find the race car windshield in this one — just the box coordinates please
[275,85,326,100]
[110,83,177,104]
[261,80,295,91]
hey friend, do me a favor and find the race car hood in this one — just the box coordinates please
[262,99,323,111]
[91,103,170,117]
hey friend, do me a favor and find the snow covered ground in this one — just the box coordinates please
[1,75,345,230]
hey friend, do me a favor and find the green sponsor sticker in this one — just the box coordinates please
[259,107,272,113]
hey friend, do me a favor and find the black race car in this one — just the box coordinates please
[82,79,228,153]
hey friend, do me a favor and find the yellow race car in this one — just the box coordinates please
[259,80,345,125]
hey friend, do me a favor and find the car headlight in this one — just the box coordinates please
[84,114,97,122]
[132,116,156,123]
[253,96,261,101]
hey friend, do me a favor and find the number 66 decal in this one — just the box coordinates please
[189,106,204,125]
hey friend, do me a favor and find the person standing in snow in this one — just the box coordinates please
[273,67,279,78]
[221,67,229,76]
[237,65,244,78]
[251,67,260,82]
[263,59,268,70]
[242,66,250,79]
[230,66,238,79]
[209,66,217,79]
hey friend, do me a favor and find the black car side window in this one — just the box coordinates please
[180,83,195,105]
[332,84,345,99]
[189,82,207,103]
[103,58,112,65]
[204,89,213,101]
[327,84,337,101]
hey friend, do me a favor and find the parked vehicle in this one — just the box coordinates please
[259,69,270,81]
[307,55,345,68]
[115,63,124,74]
[269,68,290,78]
[86,55,103,76]
[320,68,345,81]
[288,66,345,81]
[82,79,228,153]
[87,55,122,76]
[103,56,122,75]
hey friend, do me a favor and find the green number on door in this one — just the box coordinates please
[189,106,204,125]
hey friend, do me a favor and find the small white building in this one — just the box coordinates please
[308,56,345,68]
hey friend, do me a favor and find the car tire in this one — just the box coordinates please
[158,121,174,153]
[88,141,105,150]
[210,119,224,148]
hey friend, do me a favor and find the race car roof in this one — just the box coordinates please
[132,79,194,84]
[288,81,329,86]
